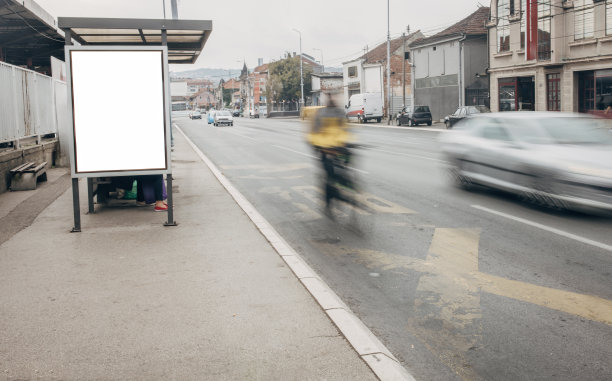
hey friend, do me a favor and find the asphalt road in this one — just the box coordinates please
[177,115,612,381]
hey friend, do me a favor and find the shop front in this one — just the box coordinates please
[578,69,612,117]
[498,76,535,112]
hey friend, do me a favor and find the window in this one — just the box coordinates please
[497,0,511,52]
[348,66,357,77]
[538,17,551,60]
[607,1,612,35]
[575,0,594,40]
[547,73,561,111]
[520,0,526,49]
[534,0,552,60]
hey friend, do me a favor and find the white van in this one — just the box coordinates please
[345,93,383,123]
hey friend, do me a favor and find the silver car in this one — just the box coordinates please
[439,112,612,213]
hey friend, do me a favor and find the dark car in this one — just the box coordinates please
[232,109,241,117]
[396,105,432,126]
[444,105,489,129]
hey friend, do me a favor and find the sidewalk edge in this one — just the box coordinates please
[175,125,416,381]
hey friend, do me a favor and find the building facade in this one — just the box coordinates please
[311,72,343,106]
[342,31,423,115]
[411,7,490,122]
[488,0,612,115]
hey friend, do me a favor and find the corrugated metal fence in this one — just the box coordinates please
[0,61,66,144]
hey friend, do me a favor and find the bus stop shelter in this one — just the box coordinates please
[58,17,212,231]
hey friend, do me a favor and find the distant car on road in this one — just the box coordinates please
[444,105,489,129]
[207,110,216,124]
[189,110,202,120]
[396,105,432,126]
[249,110,260,118]
[438,112,612,213]
[232,109,241,117]
[214,110,234,126]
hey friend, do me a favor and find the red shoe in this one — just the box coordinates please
[154,204,168,212]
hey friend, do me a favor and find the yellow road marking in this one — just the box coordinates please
[313,230,612,326]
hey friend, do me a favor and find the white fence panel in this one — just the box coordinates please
[0,61,59,143]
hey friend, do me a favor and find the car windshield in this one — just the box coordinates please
[414,106,430,113]
[218,111,231,116]
[510,117,612,145]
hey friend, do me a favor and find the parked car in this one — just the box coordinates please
[444,105,489,128]
[189,110,202,120]
[249,110,260,118]
[438,112,612,213]
[232,109,241,117]
[207,110,216,124]
[396,105,432,126]
[345,93,383,123]
[214,110,234,126]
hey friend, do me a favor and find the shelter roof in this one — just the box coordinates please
[58,17,212,64]
[0,0,66,67]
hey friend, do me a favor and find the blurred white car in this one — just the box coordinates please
[214,110,234,126]
[439,112,612,213]
[189,110,202,119]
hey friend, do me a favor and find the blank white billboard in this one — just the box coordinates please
[69,49,167,174]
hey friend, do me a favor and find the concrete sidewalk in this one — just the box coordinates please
[0,128,390,380]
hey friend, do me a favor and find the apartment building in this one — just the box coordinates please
[488,0,612,115]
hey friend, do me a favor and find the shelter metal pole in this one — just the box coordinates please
[87,178,94,213]
[161,29,176,226]
[64,28,81,232]
[71,178,81,232]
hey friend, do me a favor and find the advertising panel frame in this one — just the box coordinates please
[65,45,172,179]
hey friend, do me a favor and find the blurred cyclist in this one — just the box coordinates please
[307,94,358,215]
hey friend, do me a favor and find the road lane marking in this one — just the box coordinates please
[273,145,370,174]
[371,148,447,164]
[472,205,612,253]
[477,272,612,325]
[273,144,318,159]
[225,130,260,141]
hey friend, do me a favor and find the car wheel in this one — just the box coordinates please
[377,118,381,123]
[427,121,432,126]
[445,121,451,129]
[449,159,473,190]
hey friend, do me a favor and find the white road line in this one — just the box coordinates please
[272,145,370,175]
[472,204,612,253]
[273,144,318,159]
[175,125,413,381]
[373,148,447,164]
[225,130,260,142]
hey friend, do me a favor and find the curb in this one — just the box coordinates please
[175,125,416,381]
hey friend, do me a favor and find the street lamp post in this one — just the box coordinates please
[386,0,391,125]
[292,28,305,110]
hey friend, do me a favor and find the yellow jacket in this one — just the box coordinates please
[307,107,353,148]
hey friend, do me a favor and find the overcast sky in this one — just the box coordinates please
[36,0,488,72]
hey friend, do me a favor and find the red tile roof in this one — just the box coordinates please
[411,7,490,47]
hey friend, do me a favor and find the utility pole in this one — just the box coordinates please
[386,0,391,124]
[292,29,304,110]
[402,32,406,109]
[171,0,178,19]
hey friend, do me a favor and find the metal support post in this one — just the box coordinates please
[164,174,177,226]
[87,178,94,213]
[71,178,81,232]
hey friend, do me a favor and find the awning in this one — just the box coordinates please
[58,17,212,64]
